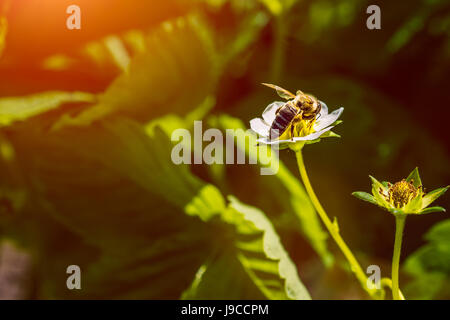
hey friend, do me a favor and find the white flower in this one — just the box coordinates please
[250,100,343,149]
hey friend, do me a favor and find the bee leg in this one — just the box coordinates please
[290,116,301,141]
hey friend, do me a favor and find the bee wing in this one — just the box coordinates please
[262,101,284,124]
[262,83,296,100]
[318,100,328,115]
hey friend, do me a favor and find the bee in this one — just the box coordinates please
[262,83,322,140]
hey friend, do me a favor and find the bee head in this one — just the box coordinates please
[298,95,317,111]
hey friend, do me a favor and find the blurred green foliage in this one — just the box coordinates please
[0,12,312,300]
[403,219,450,299]
[0,0,449,299]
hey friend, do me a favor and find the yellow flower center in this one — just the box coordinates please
[296,119,316,137]
[279,119,316,140]
[388,180,417,208]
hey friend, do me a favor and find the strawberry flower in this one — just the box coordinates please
[353,167,448,216]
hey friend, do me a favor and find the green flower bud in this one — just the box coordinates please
[352,168,448,216]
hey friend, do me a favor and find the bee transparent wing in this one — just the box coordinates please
[262,101,284,124]
[318,100,328,115]
[262,83,296,100]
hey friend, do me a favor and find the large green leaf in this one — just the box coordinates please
[42,29,148,73]
[0,91,95,127]
[2,106,309,299]
[3,114,210,298]
[52,14,219,129]
[0,11,307,298]
[403,219,450,299]
[182,197,311,300]
[227,197,310,299]
[181,247,267,300]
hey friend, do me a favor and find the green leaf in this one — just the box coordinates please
[419,206,446,215]
[52,14,219,129]
[260,0,298,16]
[406,167,422,188]
[0,91,96,127]
[403,219,450,299]
[4,115,216,298]
[183,197,311,300]
[4,110,310,299]
[320,130,341,139]
[146,95,216,136]
[422,186,449,209]
[228,197,310,299]
[369,175,390,209]
[42,31,137,72]
[181,248,267,300]
[425,219,450,244]
[351,191,377,205]
[369,175,386,191]
[184,184,226,222]
[401,272,446,300]
[381,181,390,188]
[405,192,423,213]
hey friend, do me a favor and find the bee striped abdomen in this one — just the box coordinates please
[269,104,298,139]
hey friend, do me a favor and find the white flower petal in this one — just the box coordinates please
[257,137,289,149]
[257,126,334,145]
[314,107,343,131]
[257,137,279,145]
[293,126,335,141]
[250,118,270,137]
[262,101,284,124]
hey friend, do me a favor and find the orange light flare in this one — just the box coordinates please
[0,0,186,94]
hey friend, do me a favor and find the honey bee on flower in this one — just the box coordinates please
[250,83,344,149]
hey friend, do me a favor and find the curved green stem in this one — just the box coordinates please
[381,278,405,300]
[392,215,406,300]
[295,150,379,299]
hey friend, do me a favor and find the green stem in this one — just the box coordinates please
[295,150,379,299]
[380,277,405,300]
[392,215,406,300]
